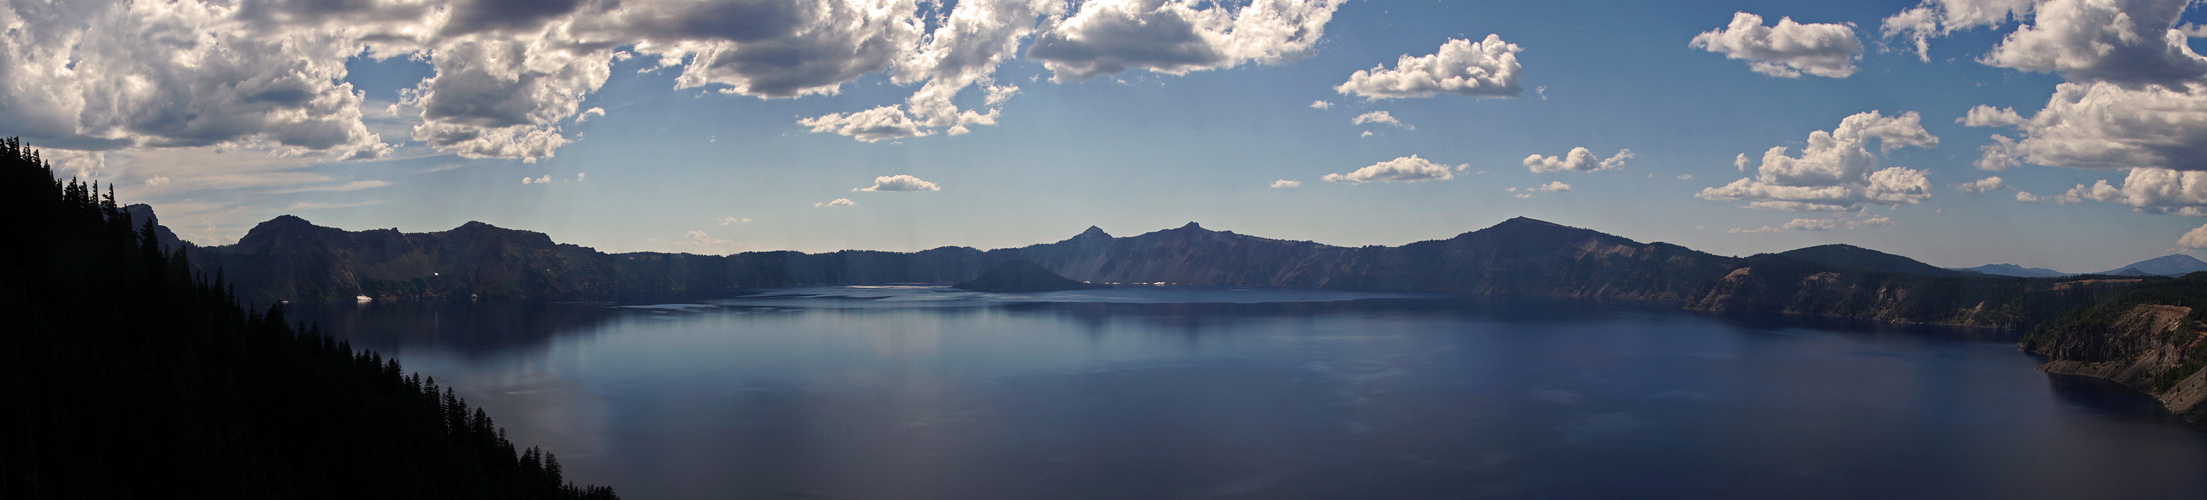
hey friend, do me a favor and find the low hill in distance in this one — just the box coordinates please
[1951,263,2069,278]
[2095,255,2207,277]
[953,259,1110,292]
[1770,244,1973,277]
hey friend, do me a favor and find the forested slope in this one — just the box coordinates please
[0,139,619,499]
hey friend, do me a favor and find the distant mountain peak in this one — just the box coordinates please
[2097,254,2207,276]
[1497,216,1564,228]
[1949,263,2069,278]
[1076,225,1111,239]
[2138,254,2207,267]
[262,214,312,226]
[1795,243,1866,252]
[242,215,321,237]
[455,221,501,231]
[1178,221,1204,230]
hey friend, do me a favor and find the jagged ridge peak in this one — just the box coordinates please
[1076,225,1111,239]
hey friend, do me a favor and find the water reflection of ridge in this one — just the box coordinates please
[297,288,2025,359]
[1692,309,2022,344]
[293,299,620,358]
[2042,372,2199,425]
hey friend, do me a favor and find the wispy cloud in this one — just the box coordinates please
[854,174,942,192]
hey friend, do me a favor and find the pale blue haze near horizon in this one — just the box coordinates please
[14,0,2207,273]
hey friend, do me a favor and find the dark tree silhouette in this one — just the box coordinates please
[0,138,618,499]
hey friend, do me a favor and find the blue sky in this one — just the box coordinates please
[12,0,2207,272]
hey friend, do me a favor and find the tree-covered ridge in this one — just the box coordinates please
[0,138,617,499]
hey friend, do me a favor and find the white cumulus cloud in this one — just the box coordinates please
[1335,35,1523,99]
[1881,0,2037,61]
[0,0,1359,157]
[2056,167,2207,215]
[1885,0,2206,89]
[1697,110,1939,211]
[1690,12,1863,78]
[815,198,858,207]
[1353,111,1412,129]
[1270,179,1301,188]
[1963,82,2207,172]
[1309,100,1333,109]
[2182,223,2207,249]
[1954,176,2010,193]
[1027,0,1347,81]
[0,0,393,158]
[1979,0,2207,89]
[1525,147,1634,173]
[854,174,943,192]
[1322,155,1463,184]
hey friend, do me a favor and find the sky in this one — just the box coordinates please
[10,0,2207,273]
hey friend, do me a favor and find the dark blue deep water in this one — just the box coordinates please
[296,286,2207,499]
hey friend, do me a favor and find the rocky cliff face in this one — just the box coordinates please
[2022,275,2207,423]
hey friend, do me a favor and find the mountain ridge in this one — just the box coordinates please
[166,209,2137,332]
[154,208,2193,424]
[1952,263,2069,278]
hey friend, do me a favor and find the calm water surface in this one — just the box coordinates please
[296,286,2207,499]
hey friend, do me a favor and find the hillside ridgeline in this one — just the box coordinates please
[175,213,2139,330]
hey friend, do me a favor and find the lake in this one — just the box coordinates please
[294,286,2207,499]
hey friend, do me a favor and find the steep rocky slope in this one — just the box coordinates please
[2022,274,2207,423]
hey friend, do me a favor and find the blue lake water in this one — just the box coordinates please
[295,286,2207,499]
